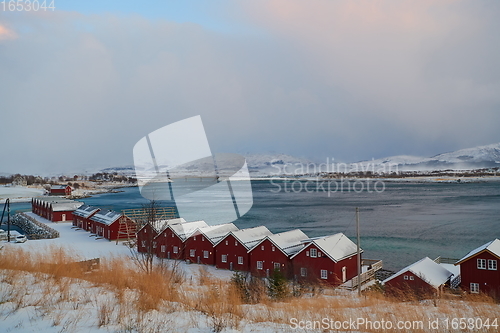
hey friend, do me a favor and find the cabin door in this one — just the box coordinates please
[229,262,233,271]
[342,266,347,283]
[197,256,200,264]
[62,214,66,221]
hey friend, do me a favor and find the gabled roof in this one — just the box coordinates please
[137,217,187,234]
[252,229,309,256]
[456,239,500,265]
[51,201,84,212]
[219,226,272,250]
[51,185,70,190]
[291,233,361,262]
[73,205,100,218]
[191,223,239,244]
[169,220,209,241]
[383,257,453,289]
[90,210,122,225]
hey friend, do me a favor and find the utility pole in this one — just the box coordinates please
[1,199,11,242]
[356,207,361,297]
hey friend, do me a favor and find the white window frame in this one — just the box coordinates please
[235,241,238,246]
[306,251,309,257]
[310,248,317,258]
[272,246,275,252]
[190,249,195,257]
[300,267,307,277]
[203,250,209,258]
[274,262,280,270]
[221,254,227,263]
[320,269,328,279]
[225,240,228,245]
[261,245,264,251]
[161,245,165,253]
[194,236,196,241]
[173,246,178,254]
[409,276,414,280]
[152,241,157,249]
[477,259,487,269]
[404,275,409,280]
[238,256,243,265]
[470,283,479,293]
[257,261,263,270]
[488,259,497,270]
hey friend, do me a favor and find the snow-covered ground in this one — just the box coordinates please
[0,186,44,203]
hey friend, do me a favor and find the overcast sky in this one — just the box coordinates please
[1,0,499,175]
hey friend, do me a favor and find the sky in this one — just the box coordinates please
[1,0,500,175]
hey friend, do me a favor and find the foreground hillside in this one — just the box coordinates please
[0,246,498,333]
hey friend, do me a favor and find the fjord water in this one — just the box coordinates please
[10,180,500,270]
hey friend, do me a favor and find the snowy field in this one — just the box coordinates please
[0,186,44,203]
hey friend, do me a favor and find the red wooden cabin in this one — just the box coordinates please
[50,185,72,196]
[456,239,500,298]
[290,233,360,286]
[137,218,186,254]
[184,223,239,265]
[154,220,208,259]
[249,229,309,278]
[214,226,272,271]
[32,197,83,222]
[89,210,136,241]
[72,205,100,229]
[383,257,453,298]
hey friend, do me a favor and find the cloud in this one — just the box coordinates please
[0,2,499,174]
[0,24,17,40]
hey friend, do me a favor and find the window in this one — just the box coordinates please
[257,261,263,270]
[409,276,414,280]
[306,251,309,257]
[173,246,178,254]
[272,246,275,252]
[221,255,227,263]
[141,241,145,247]
[202,236,204,242]
[203,251,209,258]
[190,249,195,257]
[235,241,238,246]
[488,259,497,270]
[470,283,479,293]
[404,275,409,280]
[274,262,280,270]
[320,270,328,279]
[477,259,487,269]
[225,240,228,245]
[238,256,243,265]
[161,245,165,253]
[300,267,307,277]
[194,236,196,241]
[310,248,317,258]
[171,233,174,237]
[318,252,321,257]
[261,245,265,251]
[152,242,157,249]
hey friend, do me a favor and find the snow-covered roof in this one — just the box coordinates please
[137,217,187,234]
[51,201,84,212]
[51,185,69,190]
[456,239,500,264]
[72,205,100,218]
[293,233,360,262]
[33,197,71,203]
[193,223,239,244]
[90,210,122,225]
[260,229,309,256]
[228,226,272,250]
[170,220,208,241]
[383,257,453,289]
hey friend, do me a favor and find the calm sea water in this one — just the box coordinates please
[8,180,500,271]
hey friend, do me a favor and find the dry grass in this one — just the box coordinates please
[0,246,499,332]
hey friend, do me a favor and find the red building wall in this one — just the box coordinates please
[248,239,291,278]
[460,251,500,298]
[137,224,159,254]
[384,271,436,297]
[291,243,358,286]
[154,227,185,259]
[184,233,216,265]
[214,234,251,271]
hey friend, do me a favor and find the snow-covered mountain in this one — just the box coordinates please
[355,143,500,173]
